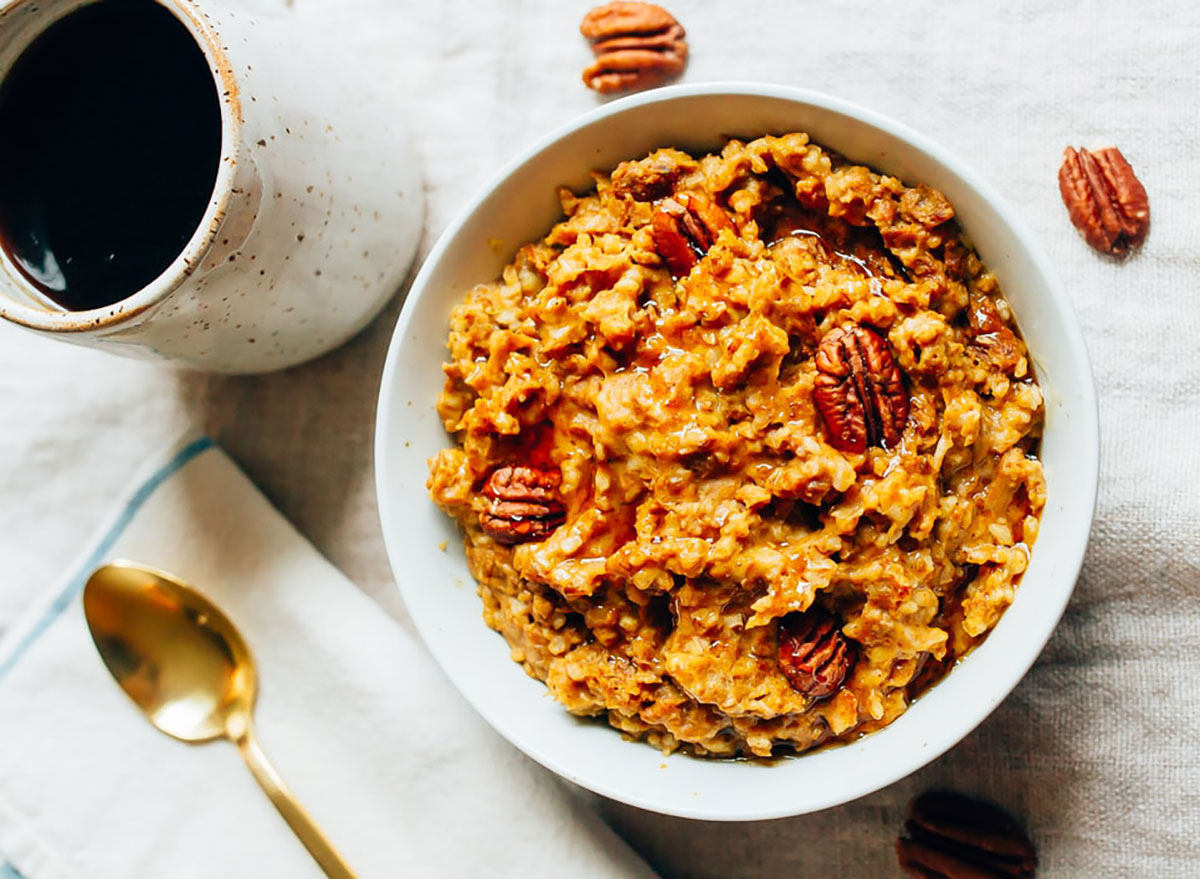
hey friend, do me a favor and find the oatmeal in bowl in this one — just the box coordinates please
[426,132,1045,758]
[377,84,1097,818]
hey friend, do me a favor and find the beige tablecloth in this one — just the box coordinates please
[2,0,1198,874]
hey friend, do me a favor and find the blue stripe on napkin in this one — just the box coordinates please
[1,861,25,878]
[0,436,214,682]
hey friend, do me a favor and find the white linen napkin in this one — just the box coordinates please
[0,437,653,879]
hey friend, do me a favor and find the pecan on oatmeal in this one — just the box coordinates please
[650,192,734,277]
[1058,145,1149,257]
[813,323,909,453]
[967,292,1025,373]
[897,791,1038,879]
[579,2,687,94]
[479,465,565,545]
[778,608,857,700]
[428,133,1045,758]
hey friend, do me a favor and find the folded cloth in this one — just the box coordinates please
[0,437,653,879]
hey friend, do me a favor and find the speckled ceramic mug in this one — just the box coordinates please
[0,0,423,373]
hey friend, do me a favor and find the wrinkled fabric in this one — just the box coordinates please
[1,0,1197,875]
[0,441,652,878]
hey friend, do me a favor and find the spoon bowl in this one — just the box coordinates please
[83,560,355,878]
[83,561,254,743]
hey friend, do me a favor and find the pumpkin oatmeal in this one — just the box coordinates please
[427,133,1045,758]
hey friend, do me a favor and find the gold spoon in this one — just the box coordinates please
[83,560,356,879]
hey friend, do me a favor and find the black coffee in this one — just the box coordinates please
[0,0,222,311]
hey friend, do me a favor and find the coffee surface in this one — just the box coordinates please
[0,0,222,311]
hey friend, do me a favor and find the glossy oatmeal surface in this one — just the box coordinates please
[427,133,1045,757]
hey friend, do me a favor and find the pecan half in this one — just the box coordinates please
[967,295,1023,372]
[650,192,733,277]
[897,791,1038,879]
[900,184,955,228]
[1058,146,1149,257]
[813,323,908,454]
[611,150,690,201]
[580,2,687,94]
[778,607,857,699]
[943,238,975,281]
[480,465,566,545]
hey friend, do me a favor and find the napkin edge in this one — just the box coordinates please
[0,434,214,679]
[0,434,217,879]
[0,434,216,879]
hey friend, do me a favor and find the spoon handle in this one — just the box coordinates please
[235,728,357,879]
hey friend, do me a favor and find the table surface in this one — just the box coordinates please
[3,0,1199,875]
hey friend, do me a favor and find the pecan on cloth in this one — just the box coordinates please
[897,791,1038,879]
[1058,145,1149,257]
[579,2,688,94]
[777,607,857,699]
[479,465,566,545]
[813,323,909,454]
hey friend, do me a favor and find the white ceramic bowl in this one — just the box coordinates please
[375,83,1099,820]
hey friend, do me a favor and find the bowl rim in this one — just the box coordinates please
[375,81,1100,820]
